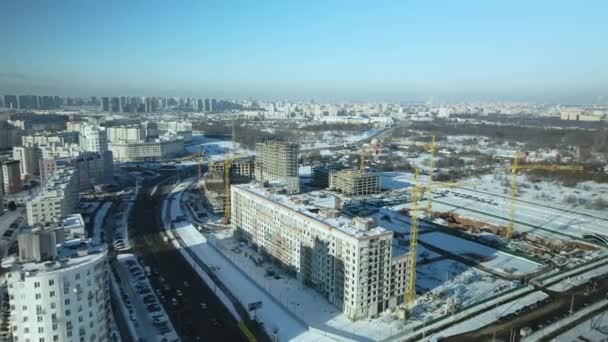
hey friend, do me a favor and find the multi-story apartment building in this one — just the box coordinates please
[26,167,79,225]
[5,226,111,342]
[109,138,184,162]
[40,153,112,189]
[22,131,79,146]
[107,125,146,143]
[231,183,408,320]
[13,145,40,178]
[329,170,381,196]
[2,160,23,194]
[156,121,193,143]
[80,125,108,153]
[254,141,300,193]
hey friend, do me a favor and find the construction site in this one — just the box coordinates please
[181,130,608,341]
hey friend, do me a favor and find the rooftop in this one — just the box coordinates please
[3,238,106,276]
[235,182,392,239]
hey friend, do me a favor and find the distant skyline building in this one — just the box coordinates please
[4,95,19,109]
[101,97,110,111]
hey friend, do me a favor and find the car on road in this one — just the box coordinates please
[147,304,161,312]
[200,302,207,310]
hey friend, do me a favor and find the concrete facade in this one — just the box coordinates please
[6,234,111,342]
[2,160,23,194]
[231,184,407,320]
[329,170,381,196]
[26,167,79,225]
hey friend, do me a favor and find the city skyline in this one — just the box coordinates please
[1,1,607,102]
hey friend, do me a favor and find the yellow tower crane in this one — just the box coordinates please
[405,168,422,312]
[506,151,584,239]
[359,146,379,174]
[223,158,233,223]
[425,136,436,216]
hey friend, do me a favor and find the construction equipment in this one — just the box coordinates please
[405,168,422,312]
[197,152,205,194]
[359,146,380,174]
[425,136,436,216]
[506,151,584,239]
[223,158,233,223]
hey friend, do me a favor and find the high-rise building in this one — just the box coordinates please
[1,160,23,193]
[80,125,108,153]
[211,98,217,112]
[17,95,39,109]
[110,97,120,112]
[13,145,41,178]
[204,98,211,112]
[101,97,110,111]
[255,141,300,193]
[26,167,79,225]
[7,227,111,342]
[3,95,19,109]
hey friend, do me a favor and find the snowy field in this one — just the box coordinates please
[381,171,608,241]
[185,134,253,161]
[415,259,516,308]
[300,129,380,151]
[418,232,543,277]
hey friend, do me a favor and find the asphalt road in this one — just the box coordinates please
[130,178,246,341]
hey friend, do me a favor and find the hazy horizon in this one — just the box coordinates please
[1,0,607,103]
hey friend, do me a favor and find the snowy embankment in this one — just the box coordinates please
[162,181,333,341]
[92,202,112,244]
[523,298,608,341]
[545,262,608,292]
[428,291,549,340]
[110,273,139,340]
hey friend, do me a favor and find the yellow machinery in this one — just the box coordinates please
[359,146,379,174]
[405,168,422,311]
[506,151,584,239]
[425,136,436,216]
[223,158,232,223]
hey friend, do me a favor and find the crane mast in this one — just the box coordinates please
[405,168,421,311]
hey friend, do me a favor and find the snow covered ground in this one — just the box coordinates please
[428,291,549,340]
[300,129,380,151]
[185,134,253,161]
[546,262,608,292]
[415,259,516,309]
[381,171,608,241]
[418,232,543,277]
[549,301,608,342]
[92,202,112,244]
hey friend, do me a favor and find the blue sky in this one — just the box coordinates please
[1,0,607,102]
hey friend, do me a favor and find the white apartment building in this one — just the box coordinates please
[109,139,184,162]
[107,125,145,143]
[156,121,193,143]
[6,227,111,342]
[27,167,79,225]
[80,125,108,153]
[231,184,408,320]
[13,145,40,178]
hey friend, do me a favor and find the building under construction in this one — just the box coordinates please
[208,158,255,183]
[231,182,407,320]
[329,170,381,196]
[254,140,300,193]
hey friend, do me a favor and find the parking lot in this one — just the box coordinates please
[113,254,179,341]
